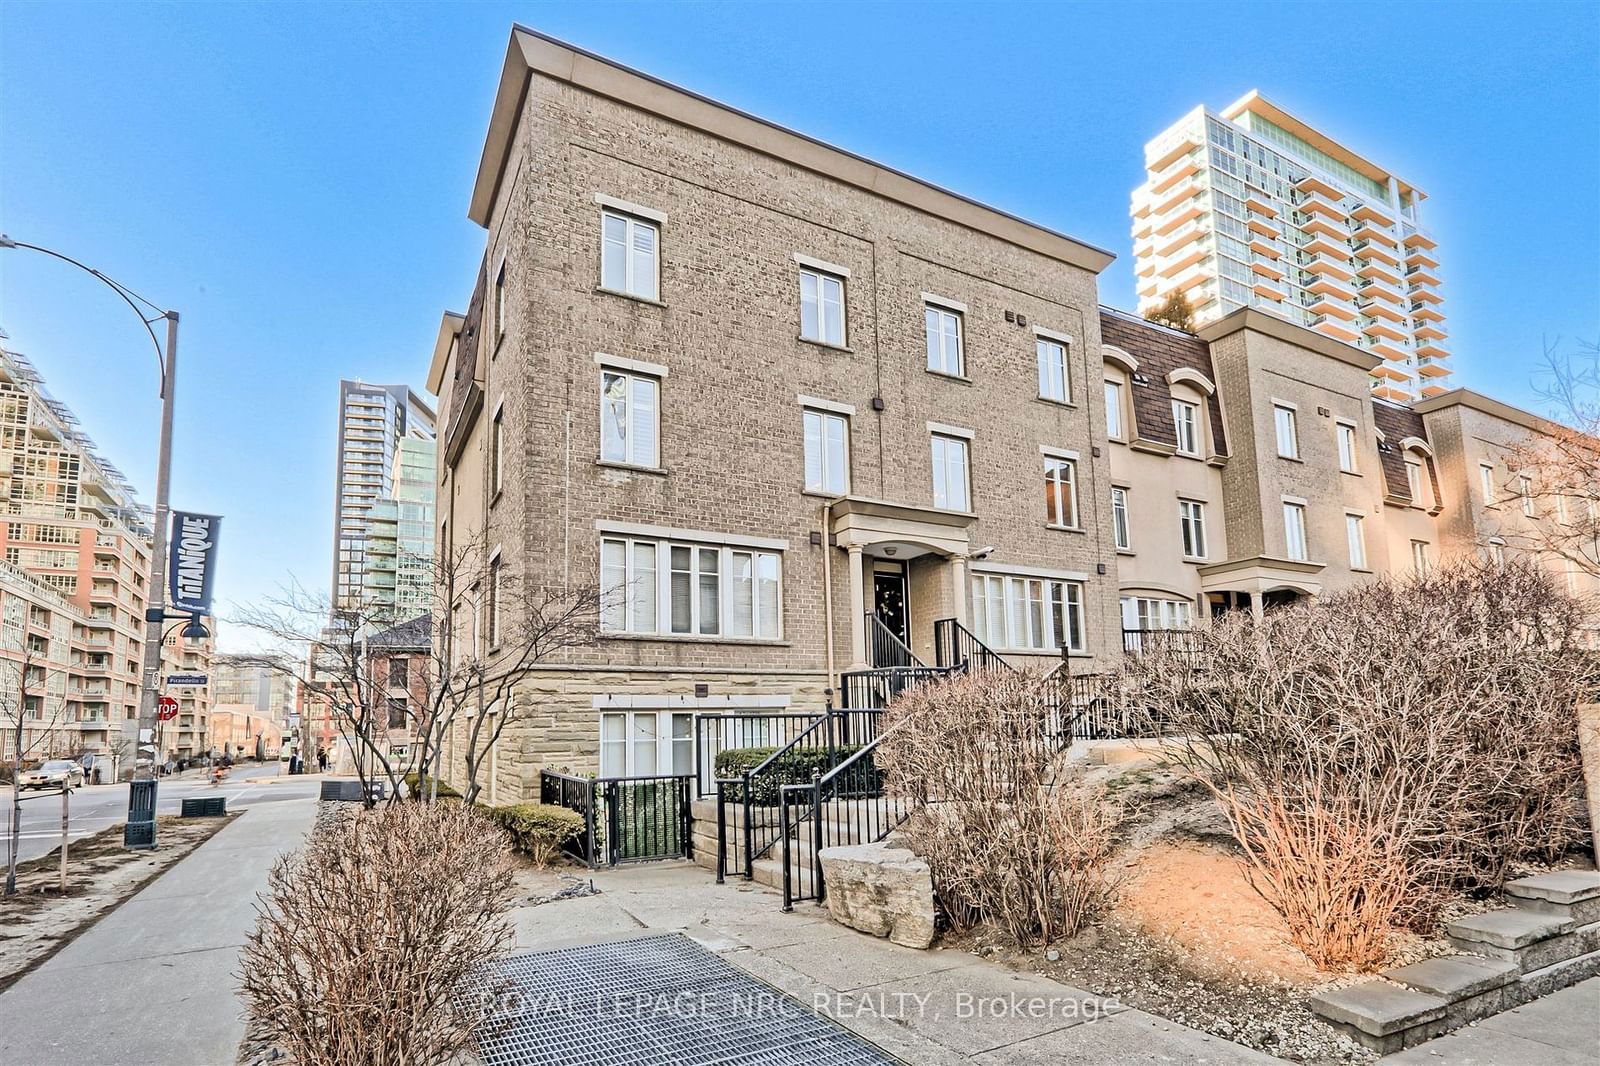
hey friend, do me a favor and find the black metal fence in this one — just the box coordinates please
[932,617,1011,673]
[779,729,909,909]
[839,666,954,710]
[866,613,920,669]
[538,770,693,867]
[1121,627,1203,657]
[692,712,820,797]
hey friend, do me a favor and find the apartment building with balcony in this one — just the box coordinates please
[425,30,1593,803]
[361,435,437,624]
[331,380,436,613]
[1131,91,1449,405]
[0,347,158,765]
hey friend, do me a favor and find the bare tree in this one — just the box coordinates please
[233,538,600,807]
[1146,290,1197,332]
[1498,336,1600,581]
[4,640,73,896]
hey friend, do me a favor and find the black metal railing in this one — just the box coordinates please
[933,617,1012,673]
[692,711,824,797]
[866,613,922,669]
[598,774,693,865]
[713,709,885,884]
[779,725,910,909]
[539,770,693,867]
[1122,627,1203,657]
[539,770,599,867]
[839,666,954,710]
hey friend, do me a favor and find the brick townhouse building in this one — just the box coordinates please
[426,28,1597,801]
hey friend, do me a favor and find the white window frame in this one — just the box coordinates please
[970,572,1086,653]
[600,210,660,301]
[1104,379,1125,440]
[1335,421,1358,473]
[1487,537,1506,566]
[487,553,502,648]
[1406,457,1425,506]
[599,709,694,779]
[1345,512,1367,569]
[1172,399,1201,457]
[1120,596,1193,632]
[800,268,846,346]
[1283,500,1309,562]
[931,433,971,512]
[1519,475,1534,517]
[802,408,850,495]
[490,401,505,496]
[599,534,782,640]
[1044,455,1079,528]
[1111,486,1131,551]
[1037,339,1069,402]
[1274,403,1299,460]
[925,304,965,377]
[599,369,660,468]
[1178,498,1208,560]
[1479,462,1496,503]
[494,257,508,344]
[1411,539,1431,574]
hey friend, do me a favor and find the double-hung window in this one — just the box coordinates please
[490,404,504,496]
[1337,422,1358,473]
[487,554,502,648]
[1044,456,1078,528]
[1037,339,1069,402]
[601,211,659,301]
[970,573,1085,653]
[1172,400,1200,456]
[600,534,781,639]
[1111,487,1131,550]
[599,710,693,778]
[1284,501,1309,561]
[1519,475,1534,517]
[1479,463,1496,503]
[931,433,971,511]
[926,305,964,376]
[1274,404,1299,459]
[801,269,846,346]
[494,259,508,345]
[1411,539,1431,574]
[600,370,659,467]
[1406,458,1425,505]
[1104,380,1125,439]
[1179,499,1207,560]
[1488,538,1506,566]
[1120,596,1192,632]
[802,409,849,494]
[1345,513,1367,569]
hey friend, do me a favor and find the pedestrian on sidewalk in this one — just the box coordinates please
[317,748,328,773]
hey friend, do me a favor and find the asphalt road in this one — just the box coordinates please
[5,762,325,863]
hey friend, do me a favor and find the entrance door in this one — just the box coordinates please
[872,561,909,647]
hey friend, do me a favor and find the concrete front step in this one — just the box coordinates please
[1448,915,1599,973]
[1382,955,1519,1029]
[1309,981,1447,1054]
[1506,869,1600,924]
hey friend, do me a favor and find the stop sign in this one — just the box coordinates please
[157,696,180,722]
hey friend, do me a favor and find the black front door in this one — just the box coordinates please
[872,564,909,646]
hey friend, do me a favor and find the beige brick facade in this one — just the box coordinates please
[428,29,1598,800]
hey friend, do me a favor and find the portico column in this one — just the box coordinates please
[847,545,867,669]
[1249,586,1265,625]
[949,556,968,627]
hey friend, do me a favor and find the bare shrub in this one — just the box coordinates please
[876,669,1123,947]
[239,802,516,1065]
[1121,559,1597,972]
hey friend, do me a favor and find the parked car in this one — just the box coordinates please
[20,760,85,791]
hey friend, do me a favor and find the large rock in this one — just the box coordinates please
[819,842,936,949]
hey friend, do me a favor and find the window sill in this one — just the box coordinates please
[1181,555,1209,565]
[1035,395,1076,410]
[1340,469,1362,477]
[1174,451,1206,462]
[595,286,666,308]
[1116,548,1136,556]
[1045,523,1086,534]
[601,633,791,648]
[1351,567,1375,574]
[798,336,853,353]
[489,488,504,509]
[801,488,850,500]
[596,459,668,476]
[1278,454,1303,464]
[926,369,972,385]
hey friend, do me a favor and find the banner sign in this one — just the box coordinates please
[169,511,222,614]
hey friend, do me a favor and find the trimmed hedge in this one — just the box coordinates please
[402,772,461,800]
[714,744,871,805]
[487,802,586,865]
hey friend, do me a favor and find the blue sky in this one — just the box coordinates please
[2,1,1596,650]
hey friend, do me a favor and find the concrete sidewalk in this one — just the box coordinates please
[0,797,316,1066]
[1383,977,1600,1064]
[511,862,1284,1064]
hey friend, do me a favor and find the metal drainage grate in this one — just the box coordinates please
[474,933,900,1066]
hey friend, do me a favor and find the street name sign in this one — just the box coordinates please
[165,673,208,687]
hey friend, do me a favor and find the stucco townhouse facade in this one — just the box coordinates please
[427,28,1597,802]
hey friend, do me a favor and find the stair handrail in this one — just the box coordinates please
[865,613,925,669]
[714,709,837,881]
[933,617,1013,673]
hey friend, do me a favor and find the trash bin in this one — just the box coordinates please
[125,778,158,848]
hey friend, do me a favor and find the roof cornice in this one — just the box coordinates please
[1196,307,1381,371]
[469,26,1115,274]
[1412,387,1566,436]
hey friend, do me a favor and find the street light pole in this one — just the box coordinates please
[132,311,178,816]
